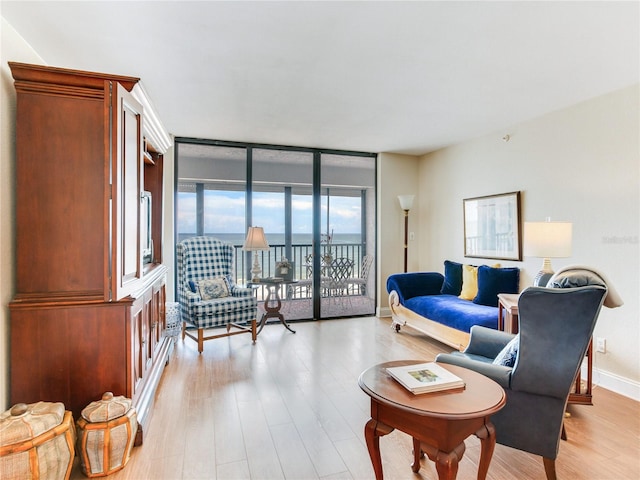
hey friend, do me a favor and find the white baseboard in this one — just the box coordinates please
[376,306,391,318]
[581,363,640,401]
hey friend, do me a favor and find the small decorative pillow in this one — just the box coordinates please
[440,260,463,295]
[458,265,479,300]
[493,335,519,367]
[197,277,230,300]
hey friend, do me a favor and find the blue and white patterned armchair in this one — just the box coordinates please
[177,236,257,353]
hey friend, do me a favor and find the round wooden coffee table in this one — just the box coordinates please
[358,360,506,480]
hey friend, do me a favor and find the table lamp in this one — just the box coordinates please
[243,226,270,282]
[524,219,572,286]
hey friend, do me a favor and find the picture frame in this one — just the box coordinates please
[463,191,522,261]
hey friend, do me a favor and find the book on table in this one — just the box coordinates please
[386,362,465,394]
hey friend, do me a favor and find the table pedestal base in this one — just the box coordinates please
[258,284,296,334]
[364,408,497,480]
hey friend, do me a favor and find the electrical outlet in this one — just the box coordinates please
[409,232,415,241]
[596,337,606,354]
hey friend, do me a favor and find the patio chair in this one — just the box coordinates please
[176,236,257,353]
[322,257,354,302]
[347,254,373,296]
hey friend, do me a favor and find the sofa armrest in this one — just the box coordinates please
[464,325,515,358]
[386,272,444,304]
[436,352,512,389]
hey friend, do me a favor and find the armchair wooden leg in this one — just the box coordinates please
[251,319,257,343]
[197,328,204,354]
[543,457,557,480]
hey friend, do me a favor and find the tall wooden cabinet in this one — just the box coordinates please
[8,62,171,444]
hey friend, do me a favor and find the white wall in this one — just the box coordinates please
[376,152,419,316]
[0,18,46,411]
[417,85,640,399]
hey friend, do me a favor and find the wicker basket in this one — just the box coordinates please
[76,392,137,478]
[0,401,75,480]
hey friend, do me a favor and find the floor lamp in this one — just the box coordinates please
[524,219,572,286]
[398,195,414,272]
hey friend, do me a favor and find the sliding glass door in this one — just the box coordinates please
[175,139,376,322]
[319,153,376,319]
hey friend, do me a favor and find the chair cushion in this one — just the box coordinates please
[473,265,520,307]
[197,276,230,300]
[493,335,519,367]
[440,260,463,295]
[404,294,498,333]
[188,295,257,329]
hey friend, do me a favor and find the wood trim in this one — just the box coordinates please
[9,61,139,91]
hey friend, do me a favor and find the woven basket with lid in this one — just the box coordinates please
[76,392,137,477]
[0,401,75,480]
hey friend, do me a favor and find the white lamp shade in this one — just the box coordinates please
[243,226,270,251]
[524,221,572,258]
[398,195,415,211]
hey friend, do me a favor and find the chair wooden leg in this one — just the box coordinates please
[181,321,186,340]
[543,457,557,480]
[251,319,257,343]
[197,328,204,354]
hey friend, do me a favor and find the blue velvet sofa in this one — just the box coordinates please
[387,261,519,350]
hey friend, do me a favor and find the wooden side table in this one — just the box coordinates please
[359,361,506,480]
[496,292,593,405]
[497,293,520,334]
[249,280,297,334]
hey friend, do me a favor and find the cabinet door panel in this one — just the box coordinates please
[131,297,145,397]
[113,83,144,300]
[15,89,106,297]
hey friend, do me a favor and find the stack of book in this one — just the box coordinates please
[386,362,465,394]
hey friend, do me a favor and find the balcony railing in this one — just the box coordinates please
[232,242,366,286]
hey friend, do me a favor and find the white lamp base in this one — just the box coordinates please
[251,252,262,282]
[533,258,554,287]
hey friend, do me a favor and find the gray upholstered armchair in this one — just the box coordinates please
[436,270,611,480]
[177,236,257,353]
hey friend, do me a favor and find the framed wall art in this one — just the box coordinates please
[463,191,522,261]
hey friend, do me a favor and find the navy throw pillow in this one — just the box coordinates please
[473,265,519,307]
[492,335,519,367]
[440,260,463,295]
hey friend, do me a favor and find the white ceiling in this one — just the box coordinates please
[2,1,638,155]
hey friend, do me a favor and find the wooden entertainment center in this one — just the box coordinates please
[8,62,171,444]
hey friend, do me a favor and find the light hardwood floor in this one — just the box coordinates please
[71,316,640,480]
